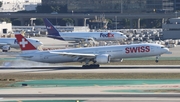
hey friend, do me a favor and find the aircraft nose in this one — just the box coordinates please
[39,41,43,46]
[163,47,172,54]
[123,35,128,39]
[165,47,169,51]
[163,47,169,53]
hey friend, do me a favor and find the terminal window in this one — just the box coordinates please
[3,29,7,34]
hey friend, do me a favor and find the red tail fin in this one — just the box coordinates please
[15,34,37,51]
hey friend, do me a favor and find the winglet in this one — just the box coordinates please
[15,34,37,51]
[43,18,64,40]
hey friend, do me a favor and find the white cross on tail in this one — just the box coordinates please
[19,38,28,48]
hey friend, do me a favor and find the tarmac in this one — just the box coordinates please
[1,66,180,73]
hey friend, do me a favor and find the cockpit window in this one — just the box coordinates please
[36,41,39,42]
[161,47,164,48]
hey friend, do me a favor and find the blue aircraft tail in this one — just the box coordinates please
[43,18,64,40]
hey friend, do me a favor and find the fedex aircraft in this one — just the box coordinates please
[0,37,43,52]
[43,18,127,43]
[15,34,171,68]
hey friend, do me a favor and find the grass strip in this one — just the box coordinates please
[1,73,180,87]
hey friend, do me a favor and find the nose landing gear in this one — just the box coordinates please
[155,56,159,63]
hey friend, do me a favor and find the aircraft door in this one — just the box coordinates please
[150,46,154,53]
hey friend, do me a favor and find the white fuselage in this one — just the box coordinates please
[20,43,169,63]
[0,38,42,49]
[59,32,126,41]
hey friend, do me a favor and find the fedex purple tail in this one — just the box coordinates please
[43,18,64,40]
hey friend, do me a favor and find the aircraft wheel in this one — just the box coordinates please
[155,60,159,63]
[90,64,100,68]
[82,65,90,68]
[2,50,7,52]
[82,64,100,68]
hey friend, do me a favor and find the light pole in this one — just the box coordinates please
[175,11,178,18]
[115,16,117,30]
[121,0,123,13]
[72,10,74,15]
[56,17,57,25]
[30,18,36,26]
[84,18,89,26]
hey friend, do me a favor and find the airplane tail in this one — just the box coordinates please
[43,18,64,40]
[15,34,38,52]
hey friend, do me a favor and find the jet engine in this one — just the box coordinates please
[2,45,10,52]
[111,58,123,62]
[94,54,110,64]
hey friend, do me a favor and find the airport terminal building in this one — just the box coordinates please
[0,22,12,35]
[163,18,180,39]
[42,0,179,13]
[0,0,41,12]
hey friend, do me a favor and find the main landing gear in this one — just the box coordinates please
[82,60,100,68]
[82,64,100,68]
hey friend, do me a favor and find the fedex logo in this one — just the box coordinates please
[100,33,114,38]
[125,46,150,54]
[46,26,52,29]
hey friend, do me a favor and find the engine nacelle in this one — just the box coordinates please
[111,58,123,62]
[2,45,10,52]
[95,54,110,64]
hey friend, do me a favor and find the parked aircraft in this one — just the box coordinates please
[43,18,127,43]
[0,37,43,52]
[15,34,170,68]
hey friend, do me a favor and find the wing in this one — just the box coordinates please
[0,43,9,46]
[73,37,95,40]
[49,51,96,57]
[62,36,95,41]
[16,55,34,58]
[49,51,97,61]
[48,35,95,41]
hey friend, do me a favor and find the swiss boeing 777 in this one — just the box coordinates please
[15,34,170,68]
[43,18,127,43]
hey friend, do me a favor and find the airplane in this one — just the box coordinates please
[14,34,171,68]
[0,37,43,52]
[43,18,127,43]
